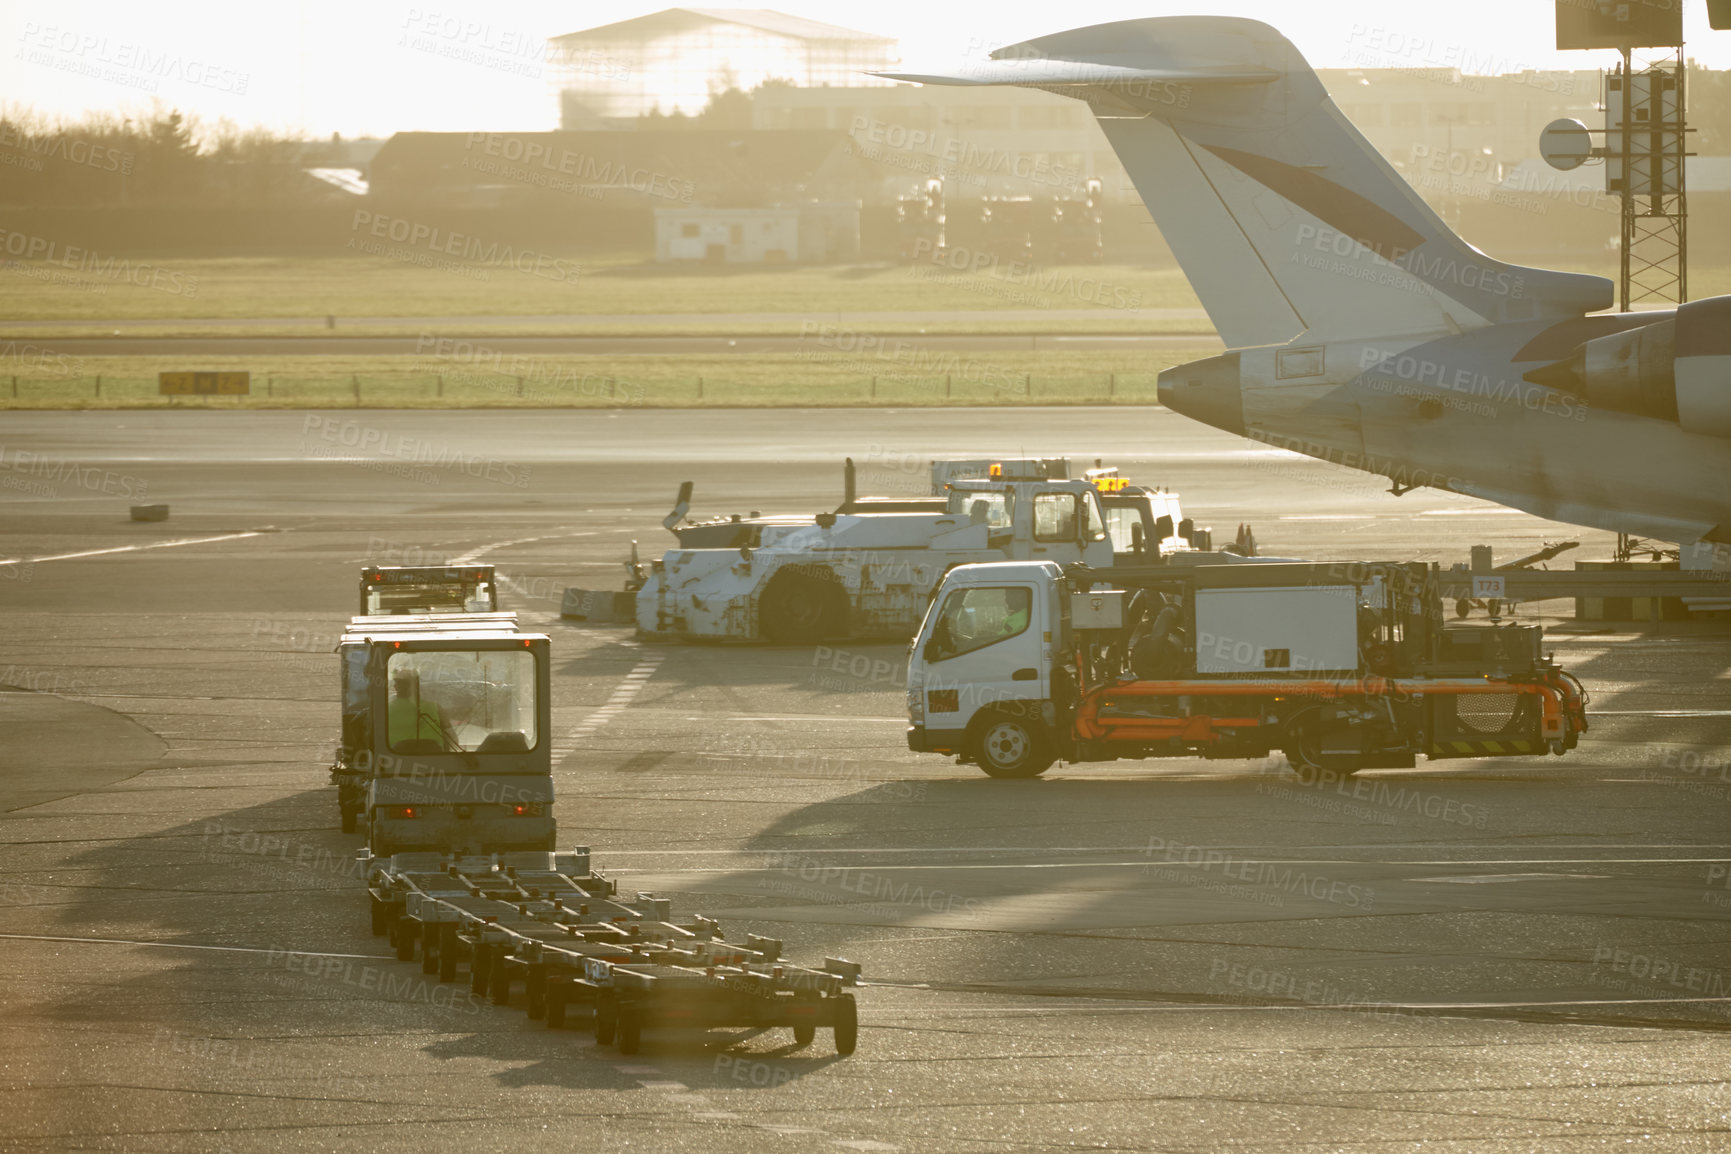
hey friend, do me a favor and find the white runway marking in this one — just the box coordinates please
[1593,710,1731,717]
[593,842,1731,857]
[553,652,665,757]
[0,531,264,567]
[449,531,592,565]
[0,932,390,959]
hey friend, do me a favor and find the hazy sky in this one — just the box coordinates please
[3,0,1727,138]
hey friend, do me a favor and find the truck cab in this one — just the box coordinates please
[905,561,1066,768]
[1087,469,1211,562]
[338,626,553,855]
[941,477,1115,568]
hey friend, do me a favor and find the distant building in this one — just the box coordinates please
[552,8,897,128]
[653,202,860,262]
[753,82,1127,203]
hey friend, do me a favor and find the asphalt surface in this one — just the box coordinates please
[1,407,1728,1152]
[22,333,1221,357]
[1,307,1213,330]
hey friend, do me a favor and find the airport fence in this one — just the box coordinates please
[0,370,1168,408]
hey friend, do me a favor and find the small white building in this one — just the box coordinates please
[654,203,859,263]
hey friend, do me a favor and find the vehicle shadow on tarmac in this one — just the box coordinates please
[45,787,855,1090]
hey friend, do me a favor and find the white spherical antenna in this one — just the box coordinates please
[1540,118,1593,171]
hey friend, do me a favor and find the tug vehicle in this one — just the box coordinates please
[906,560,1589,779]
[332,615,549,849]
[566,459,1224,643]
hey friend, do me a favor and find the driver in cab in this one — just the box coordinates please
[389,668,453,751]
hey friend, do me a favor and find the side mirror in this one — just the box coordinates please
[1179,517,1194,541]
[1155,515,1175,540]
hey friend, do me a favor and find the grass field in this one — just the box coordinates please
[0,348,1220,410]
[2,254,1708,332]
[2,252,1718,410]
[0,256,1208,334]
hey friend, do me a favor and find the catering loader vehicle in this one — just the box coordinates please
[906,560,1588,779]
[568,458,1224,643]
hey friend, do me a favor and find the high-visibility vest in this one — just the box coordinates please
[389,696,444,746]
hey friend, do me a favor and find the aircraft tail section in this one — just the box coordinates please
[880,18,1612,349]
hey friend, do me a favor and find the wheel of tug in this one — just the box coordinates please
[759,567,847,644]
[969,711,1054,779]
[420,923,439,974]
[832,993,859,1056]
[369,896,388,936]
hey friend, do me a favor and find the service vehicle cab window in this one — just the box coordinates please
[386,650,538,754]
[926,586,1031,661]
[1104,505,1146,554]
[947,489,1013,530]
[1081,490,1106,541]
[1033,493,1079,541]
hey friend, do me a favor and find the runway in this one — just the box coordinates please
[1,407,1728,1151]
[20,332,1221,357]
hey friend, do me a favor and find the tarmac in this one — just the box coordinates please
[1,407,1728,1152]
[17,332,1221,357]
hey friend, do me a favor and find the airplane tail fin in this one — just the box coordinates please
[878,17,1611,348]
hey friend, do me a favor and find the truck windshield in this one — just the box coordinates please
[946,489,1013,530]
[1104,505,1147,554]
[386,649,537,754]
[926,586,1032,661]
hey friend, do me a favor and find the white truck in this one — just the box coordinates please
[905,559,1589,779]
[569,458,1222,643]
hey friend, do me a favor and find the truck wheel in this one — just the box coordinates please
[832,993,858,1056]
[760,568,846,644]
[1285,716,1360,783]
[340,807,356,835]
[971,713,1054,778]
